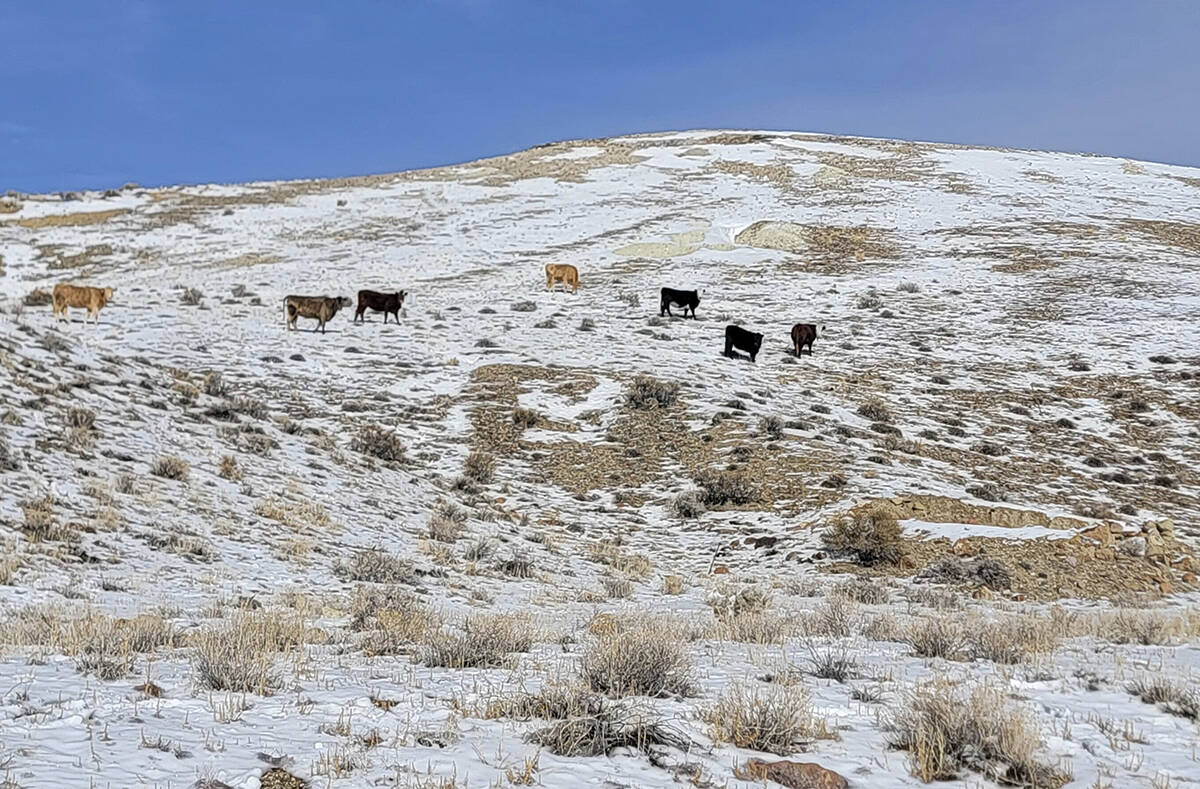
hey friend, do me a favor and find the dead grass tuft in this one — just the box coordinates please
[581,621,695,698]
[704,681,833,755]
[626,376,680,409]
[887,679,1069,786]
[150,456,190,481]
[823,506,905,566]
[351,424,406,463]
[422,612,533,669]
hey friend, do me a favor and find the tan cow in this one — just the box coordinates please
[544,263,579,293]
[284,295,352,333]
[52,283,115,324]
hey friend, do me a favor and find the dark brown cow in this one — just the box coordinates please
[354,289,407,324]
[791,323,824,356]
[284,295,351,333]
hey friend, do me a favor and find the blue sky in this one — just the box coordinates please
[3,0,1198,192]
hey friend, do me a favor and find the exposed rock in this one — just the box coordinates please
[1118,536,1147,558]
[737,759,848,789]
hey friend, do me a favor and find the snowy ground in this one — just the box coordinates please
[1,130,1198,788]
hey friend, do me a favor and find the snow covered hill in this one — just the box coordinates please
[1,130,1198,788]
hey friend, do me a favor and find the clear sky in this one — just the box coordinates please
[3,0,1198,193]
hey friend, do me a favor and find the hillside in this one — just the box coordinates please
[1,130,1198,788]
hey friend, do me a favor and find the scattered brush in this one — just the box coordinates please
[669,490,706,519]
[919,556,1012,591]
[423,612,533,669]
[150,456,190,481]
[887,679,1070,786]
[528,699,691,758]
[625,375,680,409]
[703,681,831,755]
[218,455,242,481]
[1127,675,1199,721]
[834,577,890,605]
[462,449,495,485]
[822,506,905,566]
[512,406,541,428]
[428,500,468,543]
[694,469,756,506]
[856,397,893,422]
[333,548,417,584]
[351,424,406,463]
[760,415,784,440]
[581,621,695,698]
[180,287,203,306]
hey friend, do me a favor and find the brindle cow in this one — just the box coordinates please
[354,289,407,324]
[52,283,114,325]
[790,323,825,356]
[545,263,579,293]
[284,295,352,333]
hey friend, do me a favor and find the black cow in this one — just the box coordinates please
[724,324,763,363]
[659,287,700,319]
[790,323,825,356]
[354,289,407,324]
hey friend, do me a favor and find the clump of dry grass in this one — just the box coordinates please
[422,612,533,669]
[670,490,706,519]
[428,499,467,542]
[461,449,495,485]
[661,574,685,595]
[218,455,242,480]
[150,456,190,481]
[581,621,695,698]
[23,288,53,307]
[202,371,228,397]
[694,469,756,506]
[625,376,680,409]
[351,586,441,656]
[512,406,541,428]
[351,424,406,463]
[191,612,307,694]
[968,614,1061,664]
[887,679,1069,786]
[905,616,968,660]
[1127,674,1199,721]
[1093,608,1198,646]
[528,699,690,758]
[920,556,1013,591]
[834,577,890,605]
[801,597,859,638]
[20,495,67,541]
[334,548,417,585]
[3,607,179,680]
[857,397,893,422]
[588,539,652,580]
[703,681,832,755]
[180,287,203,306]
[823,506,905,566]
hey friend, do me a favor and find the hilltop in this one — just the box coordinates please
[1,130,1198,788]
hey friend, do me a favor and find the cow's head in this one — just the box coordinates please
[103,287,114,300]
[751,333,764,354]
[397,290,407,304]
[338,296,352,308]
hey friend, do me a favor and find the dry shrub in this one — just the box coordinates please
[0,432,20,471]
[353,588,440,657]
[625,376,680,409]
[661,574,685,595]
[694,469,756,506]
[920,556,1012,591]
[760,415,784,440]
[801,597,859,638]
[423,612,533,669]
[528,700,690,758]
[1127,675,1199,721]
[703,681,831,755]
[180,287,203,306]
[486,681,603,721]
[150,456,190,481]
[23,288,53,307]
[887,679,1069,786]
[66,407,96,430]
[823,506,905,566]
[191,613,302,694]
[218,455,242,481]
[581,622,695,698]
[905,616,968,660]
[202,371,228,397]
[834,577,890,605]
[856,397,893,422]
[512,407,541,428]
[428,500,467,542]
[968,614,1061,664]
[462,450,495,485]
[670,490,706,519]
[1095,608,1196,646]
[334,548,417,585]
[0,554,21,585]
[351,424,406,463]
[254,493,332,531]
[601,576,633,599]
[20,496,66,541]
[2,607,179,680]
[588,539,652,580]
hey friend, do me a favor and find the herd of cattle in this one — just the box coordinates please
[47,263,822,360]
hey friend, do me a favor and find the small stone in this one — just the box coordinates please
[712,565,730,575]
[1118,537,1147,558]
[738,759,848,789]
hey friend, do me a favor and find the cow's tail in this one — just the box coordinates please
[282,297,289,326]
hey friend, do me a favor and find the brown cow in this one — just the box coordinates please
[284,295,352,333]
[545,263,579,293]
[52,283,115,325]
[791,323,824,356]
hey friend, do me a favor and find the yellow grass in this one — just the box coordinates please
[14,209,129,229]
